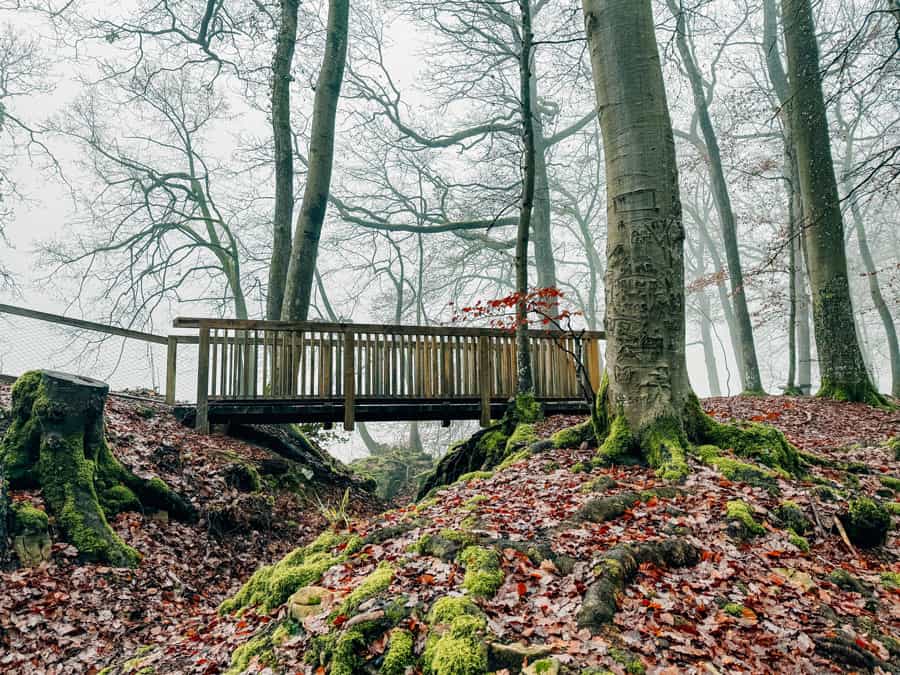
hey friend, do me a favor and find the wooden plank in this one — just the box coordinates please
[343,331,356,430]
[478,336,491,426]
[165,336,178,405]
[0,303,169,344]
[196,326,210,433]
[173,316,606,341]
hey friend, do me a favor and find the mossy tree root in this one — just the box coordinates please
[816,379,891,408]
[0,371,194,567]
[576,538,699,632]
[814,632,900,674]
[417,393,544,498]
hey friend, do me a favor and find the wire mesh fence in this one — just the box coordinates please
[0,309,199,403]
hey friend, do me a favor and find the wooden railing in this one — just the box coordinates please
[173,318,604,433]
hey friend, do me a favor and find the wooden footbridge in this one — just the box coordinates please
[173,318,604,433]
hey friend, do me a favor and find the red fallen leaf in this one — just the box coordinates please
[765,550,784,558]
[517,582,527,597]
[418,574,435,585]
[332,614,348,627]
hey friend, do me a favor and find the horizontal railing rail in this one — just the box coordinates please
[177,317,604,433]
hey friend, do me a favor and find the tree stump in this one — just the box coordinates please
[0,371,195,567]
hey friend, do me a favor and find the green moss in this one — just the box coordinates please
[10,502,49,535]
[817,379,889,407]
[464,494,489,509]
[594,413,634,465]
[609,647,646,674]
[880,572,900,590]
[841,498,891,548]
[512,392,543,424]
[571,462,586,474]
[887,437,900,461]
[329,626,368,675]
[428,596,482,625]
[416,497,439,510]
[827,568,870,594]
[723,602,745,618]
[879,475,900,492]
[726,500,765,537]
[497,449,531,470]
[505,423,538,453]
[642,417,689,482]
[456,470,494,484]
[885,502,900,516]
[227,625,284,674]
[381,629,414,675]
[423,615,489,675]
[337,562,394,616]
[774,501,812,535]
[788,529,810,552]
[99,484,141,516]
[695,445,779,490]
[220,532,349,614]
[551,419,595,449]
[459,546,504,597]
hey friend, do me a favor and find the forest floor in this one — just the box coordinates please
[1,388,899,674]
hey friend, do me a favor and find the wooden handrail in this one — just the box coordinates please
[173,316,606,341]
[1,303,169,345]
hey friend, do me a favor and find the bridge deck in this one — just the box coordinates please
[173,317,604,432]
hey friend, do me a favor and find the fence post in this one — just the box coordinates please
[478,335,492,426]
[196,324,210,433]
[343,330,356,430]
[165,336,178,405]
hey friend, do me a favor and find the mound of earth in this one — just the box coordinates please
[0,383,380,672]
[96,395,899,674]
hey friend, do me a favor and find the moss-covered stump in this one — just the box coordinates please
[0,370,194,567]
[577,538,699,632]
[417,394,543,499]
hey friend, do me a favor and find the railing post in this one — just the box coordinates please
[165,336,178,405]
[478,335,492,426]
[343,330,356,430]
[196,324,210,433]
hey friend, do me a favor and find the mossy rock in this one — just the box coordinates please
[423,614,489,675]
[459,545,504,597]
[222,462,262,492]
[551,419,595,449]
[725,500,766,539]
[349,445,433,503]
[840,498,891,548]
[774,501,812,535]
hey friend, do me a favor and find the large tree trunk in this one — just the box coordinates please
[584,0,690,435]
[0,371,194,567]
[582,0,800,480]
[530,81,558,292]
[267,0,300,320]
[281,0,350,321]
[515,0,535,393]
[781,0,884,404]
[667,0,764,394]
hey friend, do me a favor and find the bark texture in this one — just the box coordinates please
[0,371,194,567]
[281,0,350,321]
[668,0,764,394]
[781,0,883,403]
[584,0,691,432]
[267,0,300,320]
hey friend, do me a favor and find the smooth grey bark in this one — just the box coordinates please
[515,0,535,393]
[763,0,811,394]
[667,0,763,394]
[281,0,350,321]
[267,0,300,320]
[781,0,883,403]
[691,236,722,397]
[531,78,557,291]
[584,0,691,430]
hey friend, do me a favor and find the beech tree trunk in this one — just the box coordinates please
[515,0,535,393]
[668,0,763,394]
[781,0,883,403]
[267,0,300,320]
[281,0,350,321]
[0,371,194,567]
[583,0,691,430]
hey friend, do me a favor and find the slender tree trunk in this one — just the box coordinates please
[515,0,535,394]
[584,0,690,430]
[357,422,381,454]
[530,76,557,291]
[850,200,900,397]
[781,0,883,403]
[694,237,722,397]
[409,422,423,453]
[281,0,350,321]
[267,0,300,320]
[668,0,763,394]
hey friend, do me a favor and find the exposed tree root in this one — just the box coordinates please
[817,380,891,408]
[573,487,681,524]
[814,632,900,674]
[576,538,699,632]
